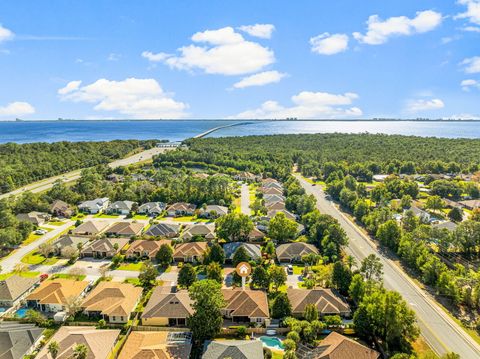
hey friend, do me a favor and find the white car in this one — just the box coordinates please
[35,229,47,235]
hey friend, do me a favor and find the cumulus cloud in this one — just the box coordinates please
[310,33,349,55]
[353,10,442,45]
[58,78,188,119]
[461,79,480,91]
[238,24,275,39]
[230,91,362,119]
[142,26,275,76]
[233,70,286,89]
[0,101,35,117]
[0,23,14,43]
[406,98,445,112]
[456,0,480,26]
[461,56,480,73]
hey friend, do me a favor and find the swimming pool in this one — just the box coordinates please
[15,307,28,318]
[258,336,284,350]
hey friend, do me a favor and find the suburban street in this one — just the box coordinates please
[294,173,480,358]
[240,183,250,215]
[0,146,172,200]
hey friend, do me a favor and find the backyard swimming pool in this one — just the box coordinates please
[15,307,28,318]
[258,336,284,350]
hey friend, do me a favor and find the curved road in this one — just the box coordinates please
[294,173,480,358]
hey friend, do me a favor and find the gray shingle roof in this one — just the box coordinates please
[202,340,263,359]
[145,223,180,237]
[0,275,38,302]
[0,322,43,359]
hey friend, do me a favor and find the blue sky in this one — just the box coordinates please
[0,0,479,120]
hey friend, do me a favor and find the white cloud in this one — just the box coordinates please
[238,24,275,39]
[0,23,14,43]
[406,98,445,112]
[463,25,480,31]
[142,26,275,76]
[0,101,35,117]
[107,53,121,61]
[310,33,349,55]
[353,10,442,45]
[230,91,362,119]
[461,56,480,73]
[461,79,480,90]
[58,78,188,119]
[455,0,480,25]
[233,70,286,89]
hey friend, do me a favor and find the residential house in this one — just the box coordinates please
[266,209,296,221]
[78,197,110,214]
[223,243,261,262]
[276,243,319,263]
[248,227,266,242]
[105,221,145,237]
[50,200,73,218]
[301,331,380,359]
[52,235,91,256]
[198,205,229,219]
[26,279,89,313]
[202,340,263,359]
[142,286,193,326]
[81,237,129,258]
[137,202,166,217]
[173,242,208,263]
[118,331,192,359]
[106,173,124,183]
[262,178,280,185]
[181,224,216,241]
[36,326,120,359]
[287,288,351,317]
[262,187,283,196]
[263,194,286,204]
[81,282,142,323]
[166,202,197,217]
[406,206,431,222]
[372,174,389,182]
[0,322,44,359]
[16,212,50,226]
[432,221,458,232]
[233,172,261,182]
[265,201,286,211]
[125,239,171,260]
[145,223,180,238]
[106,200,135,215]
[221,289,269,324]
[0,275,39,308]
[71,220,110,237]
[443,198,463,209]
[262,181,283,190]
[459,199,480,210]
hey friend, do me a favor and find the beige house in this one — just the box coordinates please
[173,242,208,263]
[105,221,145,237]
[221,289,269,324]
[287,288,351,317]
[141,286,193,326]
[81,237,129,258]
[248,227,266,242]
[166,202,197,217]
[36,326,120,359]
[50,200,74,218]
[71,220,110,237]
[276,242,319,263]
[265,201,286,211]
[314,332,380,359]
[118,331,192,359]
[81,282,142,323]
[125,239,172,260]
[16,211,50,226]
[181,224,216,241]
[0,275,39,308]
[26,279,89,313]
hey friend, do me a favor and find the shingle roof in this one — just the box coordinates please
[118,331,192,359]
[315,332,379,359]
[267,209,296,220]
[82,237,129,254]
[108,201,135,211]
[26,279,88,305]
[0,275,38,302]
[137,202,166,214]
[202,340,263,359]
[72,221,110,235]
[50,200,70,213]
[81,282,142,317]
[142,287,194,319]
[223,243,261,261]
[52,235,90,252]
[35,326,120,359]
[276,242,319,260]
[105,221,145,236]
[166,203,197,212]
[181,224,215,240]
[287,288,350,316]
[173,242,208,258]
[145,223,180,237]
[126,239,171,257]
[0,322,43,359]
[222,289,269,318]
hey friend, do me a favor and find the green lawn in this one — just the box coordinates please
[117,262,144,271]
[272,350,284,359]
[51,273,86,281]
[47,221,65,226]
[0,271,40,280]
[21,252,59,266]
[292,265,304,275]
[94,213,119,219]
[132,214,150,220]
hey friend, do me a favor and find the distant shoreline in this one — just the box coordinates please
[2,119,480,123]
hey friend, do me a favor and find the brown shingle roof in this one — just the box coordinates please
[81,282,142,317]
[82,237,129,254]
[118,331,192,359]
[125,239,171,258]
[105,221,145,236]
[276,242,319,261]
[316,332,379,359]
[27,279,88,305]
[72,221,110,235]
[142,287,194,320]
[222,289,269,318]
[287,288,350,316]
[173,242,208,259]
[0,275,38,301]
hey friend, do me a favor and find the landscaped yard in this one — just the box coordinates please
[51,273,86,281]
[0,271,40,280]
[22,228,53,246]
[47,221,66,226]
[292,265,304,275]
[94,213,120,219]
[117,262,144,271]
[21,252,59,266]
[132,214,150,220]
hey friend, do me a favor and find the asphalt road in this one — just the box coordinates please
[294,173,480,358]
[240,184,251,215]
[0,146,172,199]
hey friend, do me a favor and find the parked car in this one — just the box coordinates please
[35,229,47,235]
[286,265,293,274]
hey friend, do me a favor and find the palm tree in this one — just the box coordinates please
[48,340,59,359]
[71,344,88,359]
